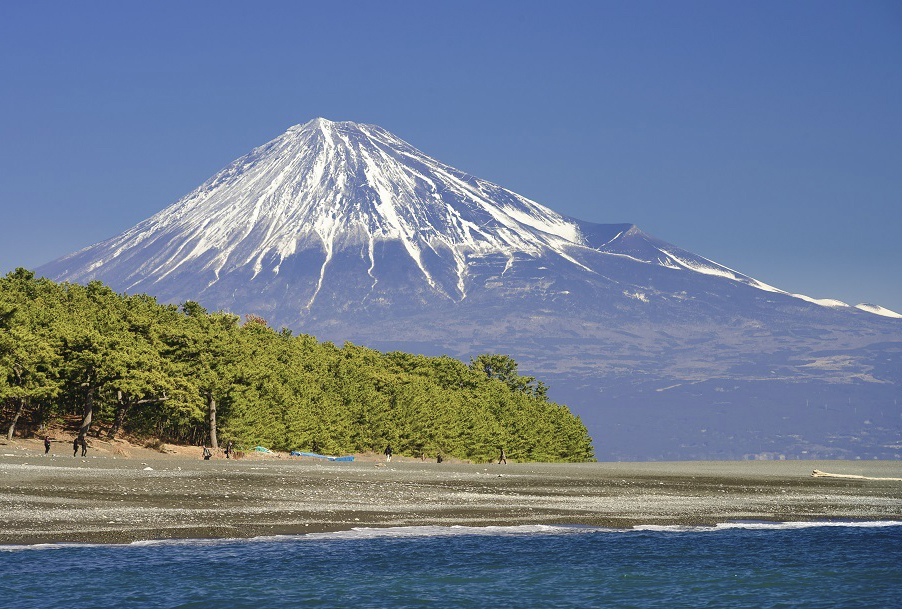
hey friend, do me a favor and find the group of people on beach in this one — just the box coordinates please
[202,440,234,460]
[42,436,88,457]
[72,436,87,457]
[43,434,508,464]
[383,444,506,464]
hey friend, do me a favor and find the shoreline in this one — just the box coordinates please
[2,439,900,546]
[6,521,902,551]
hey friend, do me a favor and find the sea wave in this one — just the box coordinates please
[271,523,581,541]
[277,520,902,540]
[3,520,900,551]
[631,520,902,533]
[0,542,105,552]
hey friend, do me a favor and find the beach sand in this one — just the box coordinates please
[1,438,900,545]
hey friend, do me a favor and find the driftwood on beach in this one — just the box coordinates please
[811,469,902,481]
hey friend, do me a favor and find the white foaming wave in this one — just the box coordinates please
[0,537,247,552]
[632,520,902,533]
[254,524,586,543]
[1,537,254,552]
[0,542,104,552]
[4,521,900,551]
[305,524,581,540]
[128,537,232,547]
[145,520,902,543]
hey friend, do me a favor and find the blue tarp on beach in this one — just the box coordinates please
[290,451,354,462]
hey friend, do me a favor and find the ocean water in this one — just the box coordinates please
[3,522,901,608]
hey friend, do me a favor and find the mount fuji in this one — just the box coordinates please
[40,119,902,460]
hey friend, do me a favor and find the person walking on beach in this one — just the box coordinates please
[72,437,79,457]
[80,436,88,457]
[44,436,51,454]
[203,446,212,460]
[225,440,233,459]
[384,444,393,462]
[498,447,507,465]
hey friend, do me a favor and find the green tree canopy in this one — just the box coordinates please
[0,270,594,462]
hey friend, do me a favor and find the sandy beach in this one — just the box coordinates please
[1,438,900,545]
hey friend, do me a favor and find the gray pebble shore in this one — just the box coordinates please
[2,445,900,545]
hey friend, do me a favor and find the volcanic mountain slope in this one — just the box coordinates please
[40,119,902,460]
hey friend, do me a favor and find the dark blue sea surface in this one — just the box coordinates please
[3,522,901,608]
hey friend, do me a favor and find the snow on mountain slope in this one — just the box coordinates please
[41,118,892,320]
[855,303,902,318]
[793,294,851,308]
[578,222,782,291]
[48,119,589,301]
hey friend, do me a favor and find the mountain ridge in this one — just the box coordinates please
[43,118,899,318]
[38,118,902,460]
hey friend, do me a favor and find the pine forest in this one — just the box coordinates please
[0,269,594,462]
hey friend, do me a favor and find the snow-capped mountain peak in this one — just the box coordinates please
[40,119,897,321]
[57,118,593,303]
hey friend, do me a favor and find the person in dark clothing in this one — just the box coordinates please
[203,446,212,460]
[498,447,507,465]
[80,436,88,457]
[384,444,393,462]
[73,437,79,457]
[225,440,234,459]
[44,437,51,454]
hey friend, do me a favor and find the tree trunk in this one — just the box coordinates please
[6,396,27,440]
[79,385,95,441]
[207,390,218,449]
[109,390,129,439]
[109,392,167,439]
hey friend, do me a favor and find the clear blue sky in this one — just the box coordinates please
[2,1,900,311]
